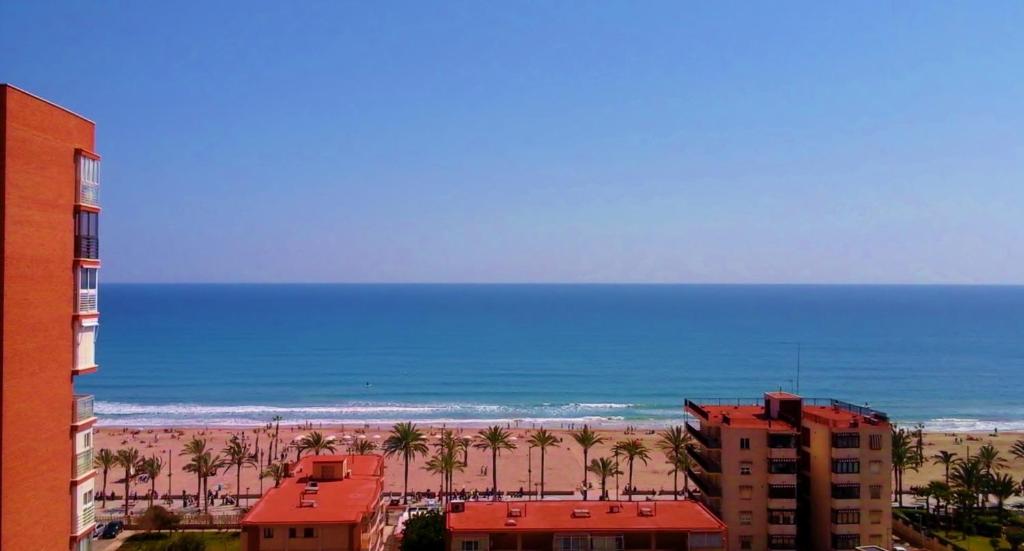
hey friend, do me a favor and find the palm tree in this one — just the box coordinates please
[951,456,985,520]
[474,425,517,500]
[1011,439,1024,461]
[669,451,695,500]
[656,426,691,500]
[269,415,283,466]
[891,427,919,507]
[297,431,337,457]
[528,429,560,499]
[184,452,226,514]
[139,456,164,509]
[424,436,464,504]
[587,457,622,500]
[223,435,258,507]
[932,450,959,485]
[571,426,605,500]
[348,439,378,454]
[926,480,951,517]
[612,439,651,501]
[179,436,208,502]
[115,447,142,517]
[261,462,288,488]
[989,473,1018,521]
[976,443,1007,476]
[94,448,117,508]
[383,422,429,504]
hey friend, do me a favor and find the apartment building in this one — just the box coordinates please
[446,500,728,551]
[1,84,101,551]
[685,392,891,551]
[241,454,387,551]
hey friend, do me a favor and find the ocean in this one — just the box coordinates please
[79,284,1024,431]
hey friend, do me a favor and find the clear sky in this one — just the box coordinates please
[3,2,1022,283]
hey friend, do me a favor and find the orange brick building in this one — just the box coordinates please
[685,392,891,551]
[241,455,387,551]
[1,84,101,551]
[446,500,727,551]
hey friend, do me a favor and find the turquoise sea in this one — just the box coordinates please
[79,284,1024,431]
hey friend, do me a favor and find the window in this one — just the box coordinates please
[78,155,100,206]
[83,490,93,505]
[75,212,99,259]
[768,535,797,549]
[831,533,860,549]
[831,483,860,499]
[740,462,752,475]
[555,535,589,551]
[689,533,722,549]
[869,510,882,524]
[739,485,753,499]
[769,509,796,525]
[869,484,882,499]
[832,433,860,448]
[832,459,860,474]
[869,434,883,450]
[263,528,274,539]
[768,484,797,499]
[460,540,481,551]
[83,432,92,449]
[303,527,315,538]
[740,437,750,449]
[591,536,623,551]
[288,528,297,539]
[832,509,860,524]
[78,267,99,312]
[739,511,752,525]
[768,433,796,448]
[768,459,798,474]
[739,536,753,550]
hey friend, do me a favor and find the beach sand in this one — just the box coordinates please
[93,425,1024,514]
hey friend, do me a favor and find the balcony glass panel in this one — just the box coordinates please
[75,449,94,478]
[78,156,100,207]
[74,395,95,423]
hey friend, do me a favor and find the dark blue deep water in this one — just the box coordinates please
[79,284,1024,430]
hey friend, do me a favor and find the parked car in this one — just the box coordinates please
[100,520,123,539]
[91,522,106,539]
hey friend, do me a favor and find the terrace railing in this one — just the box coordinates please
[73,394,95,423]
[74,449,94,478]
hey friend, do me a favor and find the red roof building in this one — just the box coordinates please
[446,500,726,551]
[241,455,386,551]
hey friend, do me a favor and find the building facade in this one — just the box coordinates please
[241,455,387,551]
[685,392,891,551]
[446,500,728,551]
[1,84,101,551]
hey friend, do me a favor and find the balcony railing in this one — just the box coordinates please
[78,289,98,313]
[76,236,99,259]
[687,468,720,497]
[75,449,94,478]
[74,503,96,534]
[79,181,100,207]
[686,422,720,449]
[73,395,95,423]
[686,444,721,473]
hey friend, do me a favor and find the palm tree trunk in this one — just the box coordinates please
[582,449,589,500]
[203,476,209,514]
[150,478,156,508]
[539,449,546,499]
[403,454,410,505]
[683,469,689,499]
[492,449,498,501]
[102,470,108,507]
[673,468,679,500]
[124,469,131,517]
[601,476,607,500]
[236,464,242,506]
[628,460,634,502]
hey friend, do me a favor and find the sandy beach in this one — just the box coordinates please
[92,424,1024,515]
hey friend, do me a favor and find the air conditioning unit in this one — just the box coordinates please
[508,507,522,517]
[450,500,466,513]
[572,509,591,518]
[639,507,654,517]
[608,504,622,513]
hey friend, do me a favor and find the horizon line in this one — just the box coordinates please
[99,281,1024,287]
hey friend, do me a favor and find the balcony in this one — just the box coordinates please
[77,289,98,314]
[767,535,797,550]
[686,444,721,473]
[687,468,720,498]
[78,155,100,207]
[686,422,720,449]
[79,181,99,207]
[75,236,99,259]
[74,449,94,479]
[73,503,95,534]
[73,395,95,424]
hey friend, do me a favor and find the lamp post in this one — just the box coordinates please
[527,445,533,500]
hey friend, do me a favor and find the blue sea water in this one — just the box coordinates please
[79,284,1024,431]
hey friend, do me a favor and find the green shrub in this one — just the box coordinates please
[1006,527,1024,551]
[139,506,181,533]
[401,510,445,551]
[977,520,1004,538]
[161,533,207,551]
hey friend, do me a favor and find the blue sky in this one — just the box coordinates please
[3,2,1023,283]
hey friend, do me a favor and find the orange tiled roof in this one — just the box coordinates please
[447,500,726,533]
[802,404,885,427]
[700,405,799,432]
[241,454,383,526]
